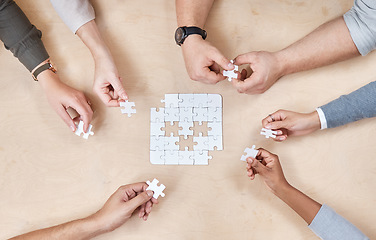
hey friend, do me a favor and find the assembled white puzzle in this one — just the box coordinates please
[75,120,94,139]
[146,178,166,199]
[150,94,223,165]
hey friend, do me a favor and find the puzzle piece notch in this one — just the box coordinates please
[178,121,193,138]
[240,145,259,162]
[164,107,180,124]
[150,108,165,123]
[178,94,194,108]
[150,136,165,151]
[223,60,239,82]
[179,147,194,165]
[179,107,194,122]
[193,93,208,108]
[208,121,222,137]
[164,133,179,151]
[207,107,222,122]
[208,135,223,151]
[75,121,94,139]
[146,178,166,199]
[193,107,208,124]
[150,122,165,136]
[260,128,277,139]
[120,100,136,117]
[161,94,181,108]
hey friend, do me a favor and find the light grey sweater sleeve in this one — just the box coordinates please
[344,0,376,55]
[50,0,95,34]
[309,204,368,240]
[319,81,376,128]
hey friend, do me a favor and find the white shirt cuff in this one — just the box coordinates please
[316,108,327,130]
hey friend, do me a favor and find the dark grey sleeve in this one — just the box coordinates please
[320,81,376,128]
[0,0,49,72]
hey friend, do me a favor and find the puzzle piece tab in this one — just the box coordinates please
[120,100,136,117]
[75,121,94,139]
[146,178,166,199]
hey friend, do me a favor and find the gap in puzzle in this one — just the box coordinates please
[150,94,223,165]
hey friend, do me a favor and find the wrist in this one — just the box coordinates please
[181,34,205,50]
[308,111,321,132]
[274,50,293,77]
[38,69,61,90]
[272,181,292,198]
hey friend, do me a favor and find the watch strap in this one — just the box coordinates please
[32,61,57,81]
[185,26,207,40]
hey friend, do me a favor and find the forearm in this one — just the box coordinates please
[176,0,214,28]
[0,0,49,72]
[10,215,105,240]
[76,20,114,63]
[274,184,321,225]
[319,81,376,129]
[275,17,359,76]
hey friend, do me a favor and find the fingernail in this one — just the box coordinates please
[122,94,128,100]
[70,125,75,132]
[228,62,234,68]
[146,190,153,197]
[265,124,271,129]
[247,157,253,163]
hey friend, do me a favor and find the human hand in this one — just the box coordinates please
[93,57,128,107]
[38,71,93,132]
[261,110,321,141]
[181,35,234,84]
[246,148,289,194]
[232,51,283,94]
[92,182,158,233]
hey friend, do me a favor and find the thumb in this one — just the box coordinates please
[125,190,153,212]
[111,77,128,100]
[210,49,233,71]
[249,157,268,176]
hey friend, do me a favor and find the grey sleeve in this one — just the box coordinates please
[50,0,95,34]
[309,204,368,240]
[344,0,376,55]
[0,0,49,72]
[320,81,376,128]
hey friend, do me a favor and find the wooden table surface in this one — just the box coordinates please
[1,0,375,239]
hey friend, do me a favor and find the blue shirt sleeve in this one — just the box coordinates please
[344,0,376,55]
[309,204,369,240]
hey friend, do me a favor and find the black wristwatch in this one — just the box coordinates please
[175,26,207,46]
[32,60,57,81]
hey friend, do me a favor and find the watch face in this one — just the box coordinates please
[175,27,185,45]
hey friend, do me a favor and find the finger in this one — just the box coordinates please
[233,53,256,66]
[209,62,221,74]
[257,148,276,165]
[264,120,288,131]
[125,190,153,213]
[202,67,226,83]
[248,157,268,176]
[96,91,121,107]
[209,49,233,71]
[72,101,93,132]
[138,202,146,218]
[111,77,128,100]
[56,105,76,132]
[231,72,261,94]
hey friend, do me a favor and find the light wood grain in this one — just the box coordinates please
[0,0,375,239]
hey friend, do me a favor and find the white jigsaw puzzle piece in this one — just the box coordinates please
[150,136,165,151]
[120,100,136,117]
[178,94,194,108]
[208,135,223,151]
[193,132,209,151]
[164,107,179,124]
[240,145,259,161]
[75,121,94,139]
[223,60,239,82]
[260,128,278,139]
[208,121,222,137]
[146,178,166,199]
[164,150,180,165]
[178,148,194,165]
[179,107,194,122]
[161,94,181,108]
[150,122,165,136]
[164,133,179,151]
[193,150,212,165]
[150,150,165,165]
[150,108,165,123]
[178,121,193,138]
[207,107,222,122]
[193,107,208,123]
[207,94,222,108]
[193,93,208,108]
